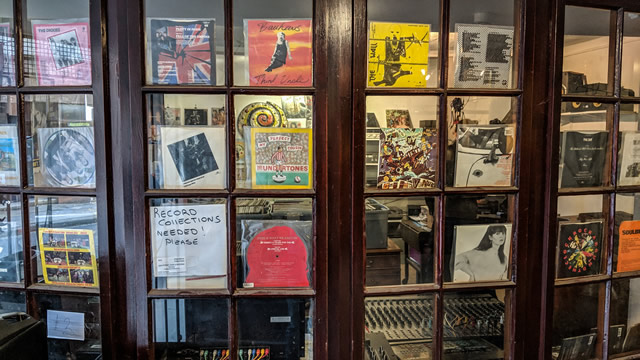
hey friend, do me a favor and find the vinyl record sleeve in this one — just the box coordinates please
[32,19,91,86]
[159,126,226,189]
[368,22,430,88]
[146,18,215,85]
[557,221,603,278]
[618,132,640,186]
[452,223,512,282]
[377,128,437,189]
[0,125,19,186]
[39,227,98,288]
[37,127,95,187]
[559,131,608,188]
[240,220,312,288]
[244,19,313,87]
[0,23,14,87]
[454,124,514,187]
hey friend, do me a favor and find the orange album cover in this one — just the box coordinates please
[245,19,313,87]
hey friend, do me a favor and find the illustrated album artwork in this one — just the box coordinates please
[454,124,514,187]
[454,24,514,88]
[557,221,602,278]
[244,19,313,87]
[385,109,414,128]
[618,132,640,186]
[32,19,91,86]
[377,128,437,189]
[368,22,430,88]
[38,127,96,187]
[240,220,312,288]
[147,18,215,85]
[559,131,607,188]
[160,126,226,189]
[0,125,19,186]
[39,227,98,287]
[452,223,512,282]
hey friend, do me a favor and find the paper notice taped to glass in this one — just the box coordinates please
[47,310,85,341]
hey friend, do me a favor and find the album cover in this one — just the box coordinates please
[0,125,19,186]
[236,101,287,140]
[368,22,430,88]
[163,107,181,126]
[147,18,215,85]
[559,131,608,188]
[247,127,312,189]
[37,127,95,187]
[454,124,515,187]
[210,106,226,126]
[452,223,512,282]
[557,221,602,278]
[39,227,98,288]
[618,220,640,272]
[557,334,596,360]
[159,126,225,189]
[32,19,91,86]
[385,109,413,128]
[240,220,312,288]
[0,23,14,87]
[244,19,313,86]
[281,95,311,120]
[184,108,208,126]
[618,132,640,186]
[454,24,514,88]
[377,128,437,189]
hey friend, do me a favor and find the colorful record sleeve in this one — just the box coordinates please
[39,228,98,288]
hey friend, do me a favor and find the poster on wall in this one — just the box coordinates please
[453,24,514,88]
[39,228,98,288]
[557,221,602,278]
[0,125,19,186]
[32,19,91,86]
[244,19,313,87]
[618,132,640,186]
[377,128,437,190]
[368,22,430,88]
[618,220,640,272]
[146,18,215,85]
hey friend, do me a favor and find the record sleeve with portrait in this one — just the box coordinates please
[159,126,226,189]
[452,223,512,282]
[37,127,95,188]
[184,108,208,126]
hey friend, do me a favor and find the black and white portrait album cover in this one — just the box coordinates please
[452,223,512,283]
[184,108,208,126]
[160,126,225,189]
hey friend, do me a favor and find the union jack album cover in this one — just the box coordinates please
[147,18,215,85]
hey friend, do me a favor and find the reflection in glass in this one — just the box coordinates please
[446,96,517,187]
[237,298,313,359]
[0,95,20,186]
[0,290,25,314]
[618,105,640,187]
[153,298,229,359]
[443,290,507,359]
[147,94,227,190]
[23,0,91,86]
[236,198,312,289]
[0,1,14,87]
[563,6,611,96]
[615,193,640,273]
[444,194,514,283]
[234,95,313,189]
[29,195,98,286]
[0,194,22,283]
[551,284,600,359]
[35,293,101,359]
[364,294,434,359]
[145,0,224,86]
[365,197,436,286]
[610,278,640,355]
[623,12,640,98]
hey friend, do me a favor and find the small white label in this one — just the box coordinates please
[588,336,594,345]
[47,310,85,341]
[156,257,187,273]
[0,268,7,273]
[243,283,254,288]
[270,316,291,323]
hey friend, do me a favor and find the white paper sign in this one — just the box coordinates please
[47,310,85,341]
[619,132,640,186]
[151,204,227,277]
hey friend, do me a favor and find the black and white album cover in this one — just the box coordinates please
[37,127,95,187]
[559,131,608,188]
[618,132,640,186]
[452,223,512,283]
[160,126,225,189]
[48,29,84,70]
[184,108,208,126]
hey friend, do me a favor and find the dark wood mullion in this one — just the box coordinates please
[227,92,236,192]
[364,284,440,296]
[14,0,23,88]
[554,273,611,287]
[21,187,96,196]
[566,0,640,12]
[144,189,229,198]
[17,86,93,94]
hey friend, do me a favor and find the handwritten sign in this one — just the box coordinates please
[618,220,640,272]
[151,204,227,277]
[47,310,85,341]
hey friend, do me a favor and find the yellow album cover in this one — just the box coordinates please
[39,227,98,288]
[368,22,430,88]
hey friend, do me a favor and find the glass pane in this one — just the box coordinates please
[145,0,224,86]
[563,6,612,96]
[29,195,98,287]
[0,194,22,283]
[25,94,95,188]
[444,194,514,283]
[610,278,640,355]
[364,96,439,191]
[35,293,101,359]
[0,95,19,186]
[234,95,313,189]
[364,294,435,359]
[559,102,611,189]
[443,290,509,359]
[233,0,313,87]
[557,195,606,279]
[622,12,640,98]
[551,283,600,359]
[150,198,227,289]
[0,1,14,87]
[0,290,25,314]
[237,198,312,289]
[367,0,439,88]
[23,0,91,86]
[618,104,640,187]
[615,193,640,273]
[446,96,517,187]
[449,0,516,89]
[146,94,227,190]
[153,298,229,359]
[365,197,437,286]
[237,298,313,359]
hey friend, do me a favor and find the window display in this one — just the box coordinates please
[0,194,22,283]
[452,223,512,282]
[551,284,600,359]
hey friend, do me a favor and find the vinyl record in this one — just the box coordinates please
[41,128,95,186]
[237,101,286,137]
